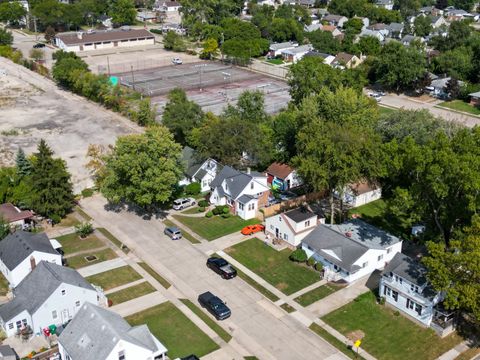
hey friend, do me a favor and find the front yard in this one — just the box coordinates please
[126,302,219,359]
[438,100,480,116]
[66,248,117,269]
[108,281,156,305]
[56,232,104,254]
[294,283,344,307]
[173,215,260,241]
[85,265,142,291]
[225,238,320,295]
[322,291,463,360]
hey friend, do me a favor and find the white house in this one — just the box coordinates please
[265,208,320,247]
[375,0,394,10]
[430,15,448,29]
[322,14,348,28]
[302,219,403,283]
[266,162,302,191]
[55,29,155,52]
[0,232,62,288]
[209,166,269,220]
[268,41,299,57]
[0,261,99,337]
[156,0,181,12]
[340,181,382,208]
[180,147,221,193]
[281,44,312,63]
[58,302,168,360]
[380,253,455,336]
[360,29,386,42]
[0,203,34,228]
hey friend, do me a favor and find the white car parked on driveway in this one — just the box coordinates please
[172,197,195,210]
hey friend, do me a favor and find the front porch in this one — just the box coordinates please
[431,304,456,338]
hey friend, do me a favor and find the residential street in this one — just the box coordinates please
[80,195,349,360]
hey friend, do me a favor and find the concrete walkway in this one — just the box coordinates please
[109,291,167,317]
[104,279,147,295]
[437,341,472,360]
[77,257,127,277]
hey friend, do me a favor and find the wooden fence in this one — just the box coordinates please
[257,191,327,220]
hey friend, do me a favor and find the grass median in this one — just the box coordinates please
[294,283,344,307]
[138,262,171,289]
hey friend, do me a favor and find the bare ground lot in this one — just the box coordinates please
[0,57,140,193]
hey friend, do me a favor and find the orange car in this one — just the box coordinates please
[241,224,265,235]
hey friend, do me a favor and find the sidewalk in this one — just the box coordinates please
[109,291,167,317]
[437,341,472,360]
[77,257,127,277]
[104,278,147,295]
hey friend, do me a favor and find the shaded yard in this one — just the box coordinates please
[86,265,142,291]
[66,248,117,269]
[322,291,463,360]
[108,281,156,305]
[56,232,104,254]
[173,215,260,241]
[294,283,344,307]
[126,302,219,359]
[225,238,320,295]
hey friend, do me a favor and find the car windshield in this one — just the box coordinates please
[216,259,228,266]
[173,200,182,205]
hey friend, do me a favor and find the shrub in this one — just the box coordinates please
[393,310,400,316]
[50,214,61,224]
[150,29,162,34]
[314,262,323,272]
[81,188,94,198]
[213,206,226,215]
[185,182,201,195]
[379,297,386,305]
[198,200,208,207]
[307,257,316,267]
[289,249,308,263]
[205,211,213,218]
[221,212,231,218]
[222,207,229,214]
[198,206,205,212]
[75,222,94,238]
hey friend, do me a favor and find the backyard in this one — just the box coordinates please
[173,215,260,241]
[438,100,480,116]
[56,232,104,254]
[85,265,142,291]
[225,238,320,295]
[322,291,463,360]
[126,302,219,359]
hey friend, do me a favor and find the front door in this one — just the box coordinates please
[275,228,279,238]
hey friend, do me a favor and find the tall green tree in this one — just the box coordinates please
[110,0,136,25]
[0,1,27,24]
[307,30,341,55]
[162,88,204,146]
[30,139,74,220]
[100,126,184,208]
[358,35,381,56]
[15,148,31,177]
[0,28,13,46]
[0,217,9,241]
[135,98,156,126]
[413,15,432,37]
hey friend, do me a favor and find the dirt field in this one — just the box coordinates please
[0,57,140,193]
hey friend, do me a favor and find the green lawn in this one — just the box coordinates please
[138,262,171,289]
[75,206,93,221]
[59,213,82,227]
[66,248,117,269]
[97,227,130,253]
[322,291,463,360]
[86,265,142,291]
[0,272,9,296]
[267,58,284,65]
[173,215,260,241]
[164,219,200,244]
[225,238,320,295]
[280,303,296,313]
[182,206,204,214]
[294,283,344,307]
[56,232,104,254]
[309,323,364,359]
[236,268,280,302]
[126,302,219,359]
[180,298,232,343]
[378,105,397,116]
[438,100,480,116]
[108,281,156,305]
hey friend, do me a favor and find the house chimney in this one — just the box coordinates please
[77,32,83,40]
[246,167,251,174]
[30,256,36,270]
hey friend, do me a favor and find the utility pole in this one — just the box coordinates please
[130,65,136,91]
[107,56,111,77]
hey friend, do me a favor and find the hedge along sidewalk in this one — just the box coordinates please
[180,299,232,343]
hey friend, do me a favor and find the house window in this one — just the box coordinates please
[395,275,398,282]
[406,298,414,310]
[378,254,384,261]
[239,203,244,211]
[415,303,422,315]
[52,311,57,319]
[118,351,125,360]
[410,284,419,293]
[384,286,391,297]
[8,323,13,330]
[251,182,254,190]
[248,203,255,211]
[305,220,310,227]
[283,233,288,240]
[15,321,21,329]
[387,248,392,254]
[392,290,398,302]
[362,262,368,268]
[75,301,81,307]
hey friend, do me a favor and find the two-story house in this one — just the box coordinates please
[180,147,221,193]
[302,219,402,283]
[0,261,99,337]
[209,166,269,220]
[265,207,320,247]
[58,302,167,360]
[0,232,62,288]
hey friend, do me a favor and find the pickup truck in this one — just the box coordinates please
[198,291,231,320]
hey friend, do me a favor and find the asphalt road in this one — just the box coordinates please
[81,195,349,360]
[10,29,55,68]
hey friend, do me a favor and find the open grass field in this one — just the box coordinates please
[126,302,219,359]
[86,265,142,291]
[56,232,104,254]
[322,291,463,360]
[225,238,320,295]
[294,283,344,307]
[66,248,117,269]
[108,281,156,305]
[173,215,260,241]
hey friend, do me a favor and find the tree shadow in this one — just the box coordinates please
[103,201,169,220]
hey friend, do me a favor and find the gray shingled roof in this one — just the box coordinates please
[383,253,427,286]
[269,41,298,51]
[237,194,254,204]
[0,262,94,322]
[59,302,166,360]
[210,165,240,189]
[285,208,315,223]
[0,232,60,271]
[331,219,401,249]
[0,345,16,359]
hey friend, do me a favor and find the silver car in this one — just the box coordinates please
[164,227,182,240]
[173,197,195,210]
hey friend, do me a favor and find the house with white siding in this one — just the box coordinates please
[340,181,382,208]
[302,219,402,283]
[0,262,99,337]
[58,302,167,360]
[0,231,62,288]
[0,203,34,229]
[180,147,221,193]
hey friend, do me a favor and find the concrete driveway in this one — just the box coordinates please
[80,195,348,360]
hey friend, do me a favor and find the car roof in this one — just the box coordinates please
[210,257,227,263]
[166,226,180,232]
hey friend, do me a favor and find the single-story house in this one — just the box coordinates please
[136,11,158,22]
[265,207,320,247]
[386,22,404,38]
[375,0,394,10]
[430,15,448,28]
[266,162,302,191]
[469,91,480,107]
[380,253,455,336]
[360,29,385,42]
[55,29,155,52]
[304,51,336,65]
[98,15,112,29]
[302,219,403,283]
[268,41,299,57]
[401,35,425,46]
[340,181,382,208]
[156,0,181,12]
[304,23,322,32]
[0,261,99,337]
[0,231,62,288]
[321,25,343,38]
[331,52,361,69]
[58,302,167,360]
[180,147,221,193]
[209,166,270,220]
[281,44,312,63]
[0,203,34,228]
[427,77,464,98]
[323,14,348,28]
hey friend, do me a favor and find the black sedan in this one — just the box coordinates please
[33,43,46,48]
[198,291,231,320]
[206,257,237,279]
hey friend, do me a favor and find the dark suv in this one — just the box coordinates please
[206,257,237,279]
[198,291,231,320]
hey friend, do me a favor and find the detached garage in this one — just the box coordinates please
[55,29,155,52]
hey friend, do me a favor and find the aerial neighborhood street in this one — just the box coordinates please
[0,0,480,360]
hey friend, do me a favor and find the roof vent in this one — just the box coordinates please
[101,325,106,331]
[112,336,117,342]
[90,313,95,319]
